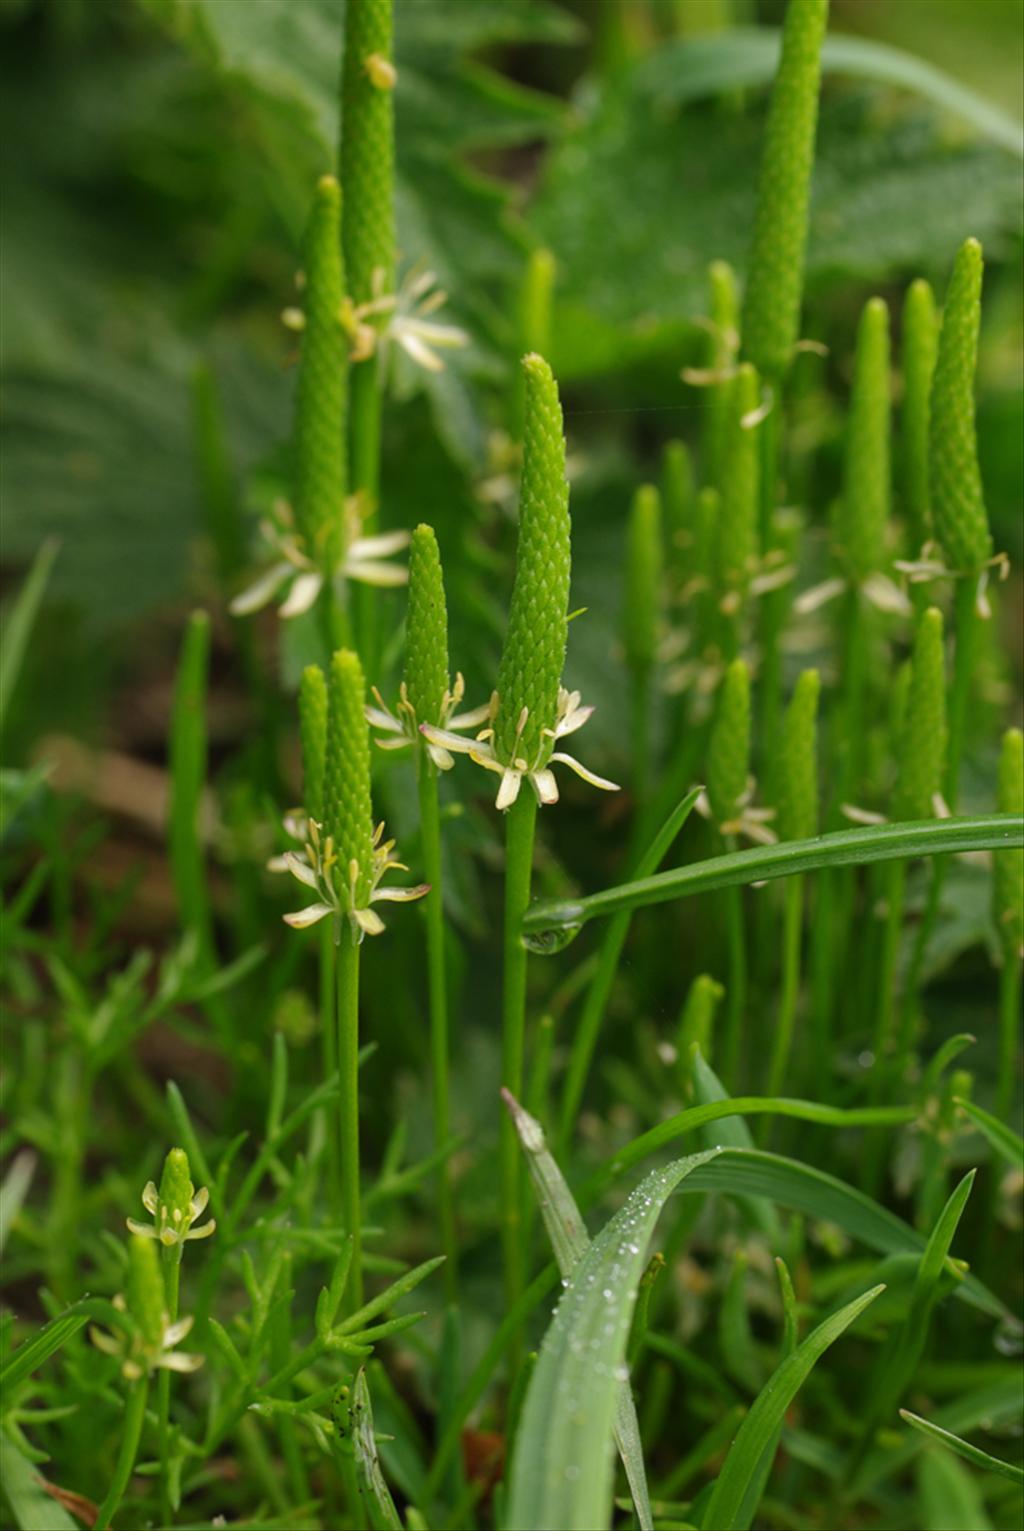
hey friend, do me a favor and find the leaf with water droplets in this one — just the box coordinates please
[507,1147,723,1531]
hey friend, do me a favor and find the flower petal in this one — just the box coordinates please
[159,1351,205,1373]
[164,1316,195,1346]
[426,743,454,771]
[284,852,320,891]
[353,907,386,937]
[549,753,621,792]
[421,723,482,757]
[530,768,560,805]
[229,562,292,616]
[343,558,409,588]
[365,705,404,733]
[396,329,446,372]
[372,882,431,903]
[793,577,846,616]
[279,571,324,618]
[350,531,411,559]
[126,1219,157,1239]
[448,703,492,729]
[283,902,335,929]
[495,768,522,811]
[554,704,594,739]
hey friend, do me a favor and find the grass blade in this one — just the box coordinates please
[507,1148,724,1531]
[954,1096,1024,1170]
[0,538,58,737]
[917,1444,994,1531]
[522,816,1024,941]
[900,1411,1023,1484]
[703,1285,885,1530]
[1,1298,115,1392]
[689,1048,780,1241]
[504,1089,654,1531]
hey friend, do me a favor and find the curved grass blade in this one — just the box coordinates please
[504,1090,653,1531]
[900,1411,1023,1484]
[917,1444,994,1531]
[582,1146,1006,1323]
[522,816,1023,942]
[1,1298,118,1392]
[954,1097,1024,1171]
[0,538,58,738]
[507,1149,724,1531]
[702,1285,885,1530]
[689,1048,780,1242]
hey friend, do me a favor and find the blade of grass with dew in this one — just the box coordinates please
[954,1097,1024,1170]
[522,815,1024,941]
[558,786,703,1153]
[0,538,58,738]
[899,1411,1023,1484]
[580,1142,1006,1323]
[504,1089,654,1531]
[703,1284,885,1530]
[507,1149,724,1531]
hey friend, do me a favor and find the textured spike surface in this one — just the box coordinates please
[158,1148,194,1226]
[777,669,820,841]
[127,1234,165,1350]
[324,649,375,906]
[901,279,938,551]
[705,260,739,490]
[930,238,992,573]
[495,354,570,766]
[994,727,1023,960]
[623,484,662,671]
[295,176,346,575]
[707,659,751,826]
[341,0,395,307]
[404,524,450,728]
[716,363,761,599]
[741,0,829,378]
[894,607,946,821]
[299,664,329,823]
[840,297,891,585]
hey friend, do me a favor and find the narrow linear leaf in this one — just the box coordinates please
[917,1443,994,1531]
[954,1097,1024,1171]
[900,1412,1023,1484]
[348,1369,403,1531]
[0,538,58,736]
[703,1284,885,1530]
[1,1299,116,1392]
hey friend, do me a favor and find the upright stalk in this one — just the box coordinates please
[351,356,383,668]
[766,876,804,1100]
[320,925,339,1214]
[998,958,1021,1125]
[157,1252,182,1527]
[418,763,457,1298]
[501,792,538,1318]
[95,1377,150,1531]
[722,866,747,1091]
[337,931,363,1311]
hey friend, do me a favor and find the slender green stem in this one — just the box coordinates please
[766,876,804,1101]
[946,579,982,809]
[631,665,652,807]
[350,354,382,671]
[522,816,1023,938]
[722,845,746,1089]
[337,930,363,1311]
[157,1253,182,1526]
[94,1376,150,1531]
[874,859,908,1073]
[810,868,837,1079]
[501,791,538,1322]
[998,957,1022,1125]
[320,924,339,1216]
[317,581,348,661]
[418,762,457,1299]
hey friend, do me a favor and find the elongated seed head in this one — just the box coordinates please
[776,669,820,841]
[839,296,891,585]
[299,664,328,823]
[741,0,829,378]
[404,524,450,727]
[323,649,375,907]
[127,1233,165,1350]
[677,973,725,1062]
[715,363,761,600]
[623,484,662,672]
[930,238,992,573]
[661,439,693,560]
[901,279,938,551]
[704,260,739,489]
[693,486,719,587]
[894,607,946,821]
[707,658,751,826]
[495,354,571,767]
[295,176,346,576]
[158,1148,194,1231]
[994,728,1023,960]
[341,0,395,307]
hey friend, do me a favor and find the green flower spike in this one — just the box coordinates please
[623,484,662,674]
[422,355,618,810]
[741,0,830,379]
[704,260,740,489]
[230,177,408,619]
[715,363,762,612]
[930,238,994,579]
[994,728,1023,961]
[299,663,329,825]
[704,658,774,842]
[91,1236,202,1381]
[127,1147,215,1250]
[900,278,938,554]
[776,669,820,841]
[341,0,395,314]
[367,524,489,769]
[661,439,694,568]
[894,607,947,822]
[283,649,428,939]
[840,296,891,588]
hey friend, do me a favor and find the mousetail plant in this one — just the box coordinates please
[994,728,1023,1122]
[280,648,428,1308]
[367,523,490,1295]
[900,278,938,562]
[705,656,754,1085]
[623,483,663,804]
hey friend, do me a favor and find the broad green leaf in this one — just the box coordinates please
[900,1412,1023,1485]
[917,1444,994,1531]
[523,816,1024,941]
[955,1096,1024,1170]
[505,1090,653,1531]
[507,1149,723,1531]
[703,1285,885,1530]
[0,538,57,736]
